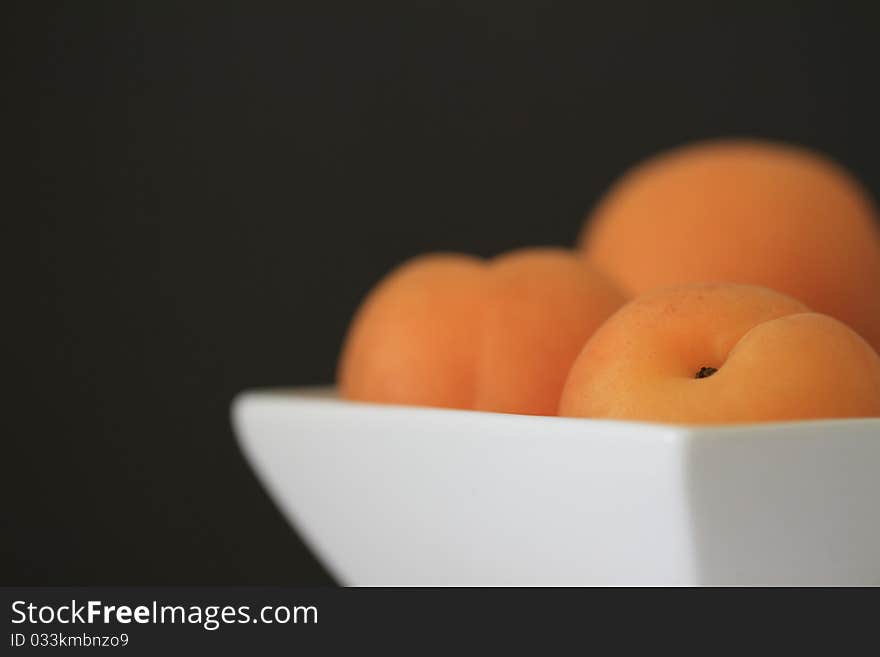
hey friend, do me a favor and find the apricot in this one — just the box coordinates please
[558,283,880,424]
[337,254,485,410]
[338,248,626,414]
[475,249,626,415]
[579,138,880,351]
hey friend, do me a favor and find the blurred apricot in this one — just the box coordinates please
[337,254,485,409]
[475,248,625,414]
[558,283,880,424]
[579,138,880,350]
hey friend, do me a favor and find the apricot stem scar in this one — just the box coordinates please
[695,366,718,379]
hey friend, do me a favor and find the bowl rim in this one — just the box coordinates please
[233,385,880,435]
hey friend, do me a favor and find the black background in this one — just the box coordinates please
[9,2,880,584]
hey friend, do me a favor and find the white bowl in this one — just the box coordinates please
[232,387,880,586]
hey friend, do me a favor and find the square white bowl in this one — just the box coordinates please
[231,387,880,586]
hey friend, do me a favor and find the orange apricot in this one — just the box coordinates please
[579,138,880,351]
[338,248,626,414]
[475,248,625,415]
[337,253,485,409]
[558,283,880,424]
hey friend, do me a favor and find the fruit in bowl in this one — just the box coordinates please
[235,138,880,585]
[335,139,880,424]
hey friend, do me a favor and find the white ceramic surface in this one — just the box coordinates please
[232,387,880,586]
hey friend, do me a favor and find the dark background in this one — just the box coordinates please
[9,2,880,584]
